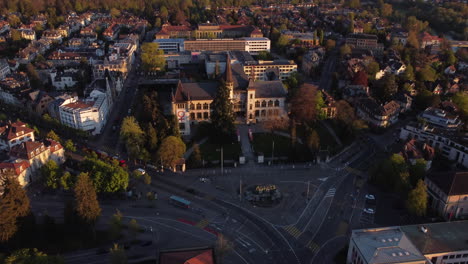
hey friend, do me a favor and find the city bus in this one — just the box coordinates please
[169,195,191,209]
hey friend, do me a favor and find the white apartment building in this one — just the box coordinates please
[242,37,271,55]
[153,38,185,53]
[58,91,109,135]
[0,59,11,80]
[243,60,297,81]
[419,107,461,130]
[399,123,468,168]
[50,70,78,90]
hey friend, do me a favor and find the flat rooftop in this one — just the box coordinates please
[401,221,468,254]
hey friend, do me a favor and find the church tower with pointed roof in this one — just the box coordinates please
[225,53,234,100]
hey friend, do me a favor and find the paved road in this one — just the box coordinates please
[319,50,337,92]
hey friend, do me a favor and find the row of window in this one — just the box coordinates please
[442,253,468,260]
[251,100,281,108]
[190,112,209,120]
[251,109,280,118]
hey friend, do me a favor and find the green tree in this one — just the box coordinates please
[64,139,76,152]
[46,130,60,142]
[109,210,123,240]
[348,0,360,8]
[407,31,419,49]
[452,92,468,117]
[145,123,158,152]
[74,173,101,224]
[143,174,152,185]
[120,116,145,161]
[444,49,457,66]
[82,156,129,193]
[406,180,428,216]
[41,160,61,189]
[211,84,235,140]
[109,244,127,264]
[189,144,203,168]
[10,29,21,42]
[60,171,72,190]
[376,74,398,102]
[306,129,320,152]
[110,8,121,18]
[155,17,162,28]
[157,136,186,169]
[409,159,427,187]
[402,64,415,82]
[141,43,166,72]
[381,3,393,17]
[276,35,289,50]
[372,154,409,192]
[0,174,30,242]
[415,90,441,110]
[7,14,21,27]
[5,248,64,264]
[160,6,169,21]
[366,61,380,81]
[128,219,139,241]
[340,44,352,58]
[257,51,273,60]
[417,65,437,82]
[325,39,336,51]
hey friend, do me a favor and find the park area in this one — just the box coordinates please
[199,139,242,162]
[251,133,312,162]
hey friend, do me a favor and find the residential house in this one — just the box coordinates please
[425,171,468,220]
[0,121,35,151]
[50,70,78,90]
[0,59,11,80]
[28,90,54,115]
[9,139,65,172]
[399,123,468,168]
[355,98,400,128]
[0,160,31,186]
[419,107,461,130]
[42,30,63,43]
[399,139,435,170]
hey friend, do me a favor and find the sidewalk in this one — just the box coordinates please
[237,125,255,162]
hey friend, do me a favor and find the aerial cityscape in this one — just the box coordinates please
[0,0,466,263]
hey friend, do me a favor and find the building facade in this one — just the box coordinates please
[243,60,298,81]
[0,121,35,151]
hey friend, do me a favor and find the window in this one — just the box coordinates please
[190,104,194,110]
[255,110,259,117]
[203,103,209,110]
[197,113,202,119]
[255,101,260,107]
[449,255,455,259]
[250,94,253,99]
[203,112,208,119]
[261,110,266,116]
[249,104,252,110]
[456,255,462,258]
[268,100,273,107]
[463,254,468,258]
[196,103,201,110]
[431,257,437,263]
[267,109,272,116]
[275,100,280,107]
[190,113,195,119]
[261,101,266,107]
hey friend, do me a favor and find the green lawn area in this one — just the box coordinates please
[296,122,341,155]
[251,133,311,161]
[199,140,242,161]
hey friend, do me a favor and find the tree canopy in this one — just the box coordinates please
[406,179,428,216]
[74,172,101,223]
[81,155,129,193]
[157,136,186,169]
[290,84,322,123]
[0,174,30,242]
[141,43,165,72]
[210,83,235,140]
[5,248,64,264]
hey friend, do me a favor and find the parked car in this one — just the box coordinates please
[363,208,375,214]
[199,177,210,183]
[137,168,146,175]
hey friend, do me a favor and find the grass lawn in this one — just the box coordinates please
[296,122,341,155]
[251,133,311,161]
[199,139,242,161]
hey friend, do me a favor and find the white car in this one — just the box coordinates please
[137,168,146,175]
[199,177,210,183]
[365,194,375,200]
[363,208,375,214]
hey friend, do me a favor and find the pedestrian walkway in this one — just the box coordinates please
[237,125,255,162]
[320,121,342,147]
[183,137,208,159]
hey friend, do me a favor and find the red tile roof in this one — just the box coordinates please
[0,121,34,141]
[0,160,30,176]
[9,141,46,160]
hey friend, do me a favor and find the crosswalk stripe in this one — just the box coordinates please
[306,240,319,253]
[195,219,209,228]
[325,188,336,198]
[283,225,302,239]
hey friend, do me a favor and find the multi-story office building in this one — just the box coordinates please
[243,37,271,54]
[184,39,247,52]
[419,107,461,130]
[347,221,468,264]
[153,38,185,53]
[243,60,298,81]
[346,34,384,55]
